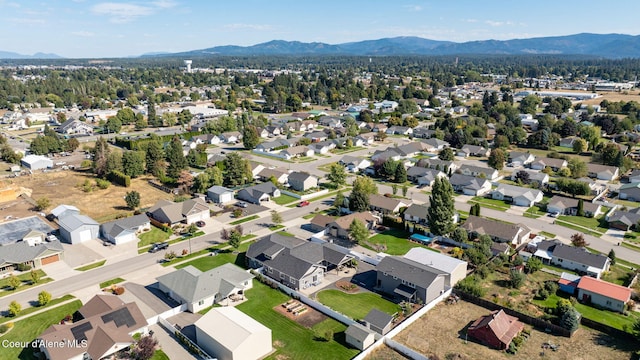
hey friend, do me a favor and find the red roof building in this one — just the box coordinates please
[467,310,524,350]
[577,276,632,313]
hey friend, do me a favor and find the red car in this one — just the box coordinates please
[298,200,310,207]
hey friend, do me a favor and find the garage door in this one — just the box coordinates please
[79,229,92,242]
[41,254,59,265]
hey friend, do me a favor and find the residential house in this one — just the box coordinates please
[421,138,450,152]
[396,142,428,158]
[326,212,378,239]
[412,127,436,139]
[558,272,581,294]
[627,169,640,183]
[100,214,151,245]
[386,126,413,136]
[576,276,631,313]
[157,263,254,312]
[406,166,446,186]
[195,307,272,360]
[403,247,468,287]
[508,151,536,167]
[458,144,490,158]
[462,215,531,245]
[363,309,394,335]
[207,186,234,204]
[236,182,281,204]
[528,240,610,278]
[282,145,314,159]
[191,134,221,145]
[530,157,568,171]
[38,294,148,360]
[254,127,270,138]
[220,131,242,143]
[546,195,603,217]
[376,255,447,304]
[249,161,265,178]
[618,182,640,201]
[491,184,543,207]
[403,203,430,224]
[309,214,335,233]
[368,194,411,215]
[0,239,64,274]
[370,148,402,162]
[246,233,353,290]
[374,100,399,111]
[345,324,376,351]
[147,198,210,225]
[449,174,492,196]
[56,119,94,135]
[586,163,619,181]
[607,208,640,230]
[372,123,388,133]
[355,133,376,146]
[339,155,371,173]
[419,158,457,174]
[257,167,289,184]
[559,136,581,148]
[458,164,499,181]
[308,140,335,154]
[255,139,291,152]
[287,172,318,191]
[317,116,343,128]
[510,169,549,185]
[304,131,328,143]
[467,310,524,350]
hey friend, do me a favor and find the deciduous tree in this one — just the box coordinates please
[349,219,369,244]
[125,191,141,210]
[488,148,506,170]
[570,233,589,248]
[38,291,51,306]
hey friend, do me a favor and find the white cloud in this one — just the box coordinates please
[485,20,514,27]
[403,5,423,12]
[462,18,478,23]
[151,0,178,9]
[8,18,45,24]
[91,3,154,23]
[71,30,95,37]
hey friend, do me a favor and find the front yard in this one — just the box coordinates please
[468,196,511,211]
[316,289,399,320]
[236,280,359,360]
[361,229,433,255]
[174,241,253,272]
[138,226,171,248]
[556,215,608,236]
[273,194,299,205]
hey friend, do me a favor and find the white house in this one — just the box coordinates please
[207,186,234,204]
[100,214,151,245]
[492,184,543,207]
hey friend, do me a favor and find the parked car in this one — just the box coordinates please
[149,242,169,253]
[297,200,310,207]
[195,220,206,227]
[236,202,248,208]
[550,212,561,218]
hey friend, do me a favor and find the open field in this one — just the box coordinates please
[364,345,411,360]
[15,171,172,223]
[394,300,635,360]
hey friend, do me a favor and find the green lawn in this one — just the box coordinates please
[138,226,171,248]
[1,300,83,359]
[273,194,298,205]
[362,229,432,255]
[0,295,75,324]
[555,216,607,237]
[539,231,556,238]
[237,280,358,360]
[620,241,640,252]
[175,241,253,272]
[316,289,399,321]
[0,270,51,298]
[99,277,125,289]
[468,197,510,211]
[74,260,106,271]
[524,205,545,219]
[150,350,170,360]
[269,224,285,231]
[330,146,364,155]
[602,265,634,286]
[533,293,640,331]
[230,214,259,225]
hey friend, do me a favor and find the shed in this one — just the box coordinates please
[58,213,99,244]
[467,310,524,350]
[345,323,376,350]
[195,307,272,360]
[20,155,53,170]
[363,308,394,335]
[207,186,234,204]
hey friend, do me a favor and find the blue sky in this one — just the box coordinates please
[1,0,639,58]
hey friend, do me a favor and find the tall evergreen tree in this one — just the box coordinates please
[122,151,145,178]
[92,137,110,178]
[145,140,164,176]
[395,164,407,183]
[427,177,455,236]
[165,136,187,178]
[242,125,260,150]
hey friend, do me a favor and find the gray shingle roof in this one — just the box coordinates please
[461,215,529,243]
[100,214,149,239]
[377,255,446,289]
[0,239,63,265]
[157,263,253,303]
[58,213,99,232]
[364,308,394,329]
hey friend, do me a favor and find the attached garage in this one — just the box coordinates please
[41,254,59,265]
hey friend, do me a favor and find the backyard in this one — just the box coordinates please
[236,280,359,360]
[361,229,432,255]
[316,289,399,320]
[394,300,635,360]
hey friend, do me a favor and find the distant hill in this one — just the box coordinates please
[0,51,62,59]
[157,33,640,59]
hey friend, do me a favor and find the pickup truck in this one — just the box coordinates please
[149,242,169,253]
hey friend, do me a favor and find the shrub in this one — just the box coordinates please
[16,263,32,271]
[113,287,125,295]
[95,178,111,189]
[8,301,21,317]
[108,170,131,187]
[38,291,52,306]
[455,275,486,297]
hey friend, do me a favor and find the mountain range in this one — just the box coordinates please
[159,33,640,59]
[2,33,640,59]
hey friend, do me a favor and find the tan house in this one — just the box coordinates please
[326,212,378,239]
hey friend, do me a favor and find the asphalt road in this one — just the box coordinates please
[0,203,323,310]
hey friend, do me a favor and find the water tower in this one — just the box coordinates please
[184,59,192,73]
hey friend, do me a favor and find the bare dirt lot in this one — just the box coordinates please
[8,171,172,223]
[394,301,635,360]
[582,91,640,105]
[364,344,410,360]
